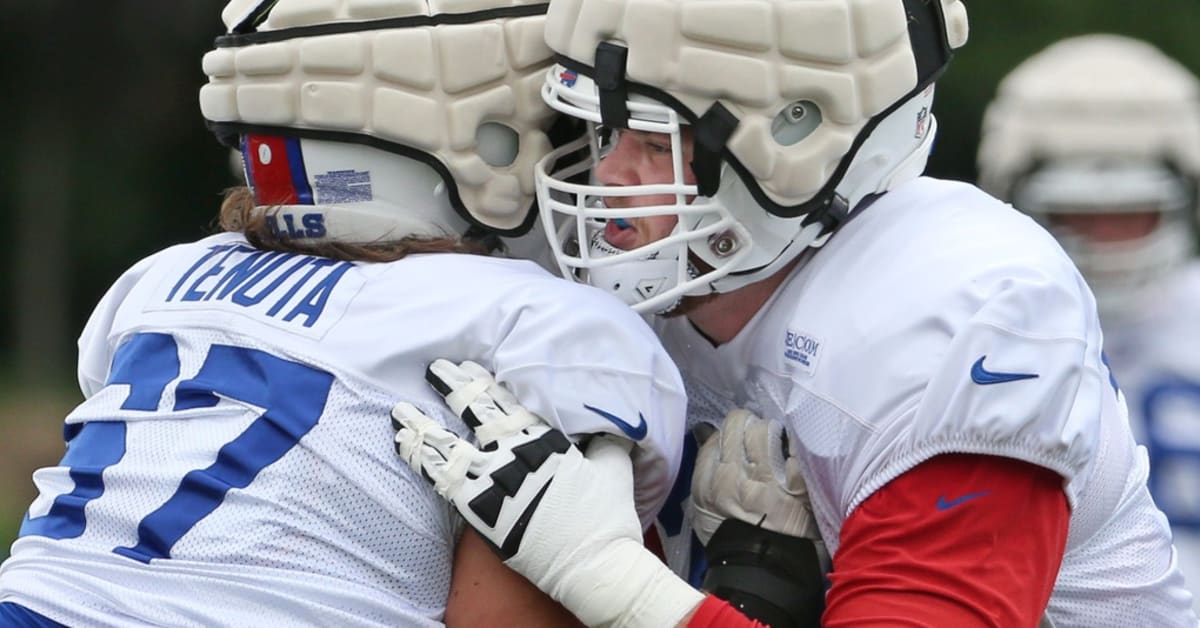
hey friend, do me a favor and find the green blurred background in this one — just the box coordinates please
[0,1,1197,558]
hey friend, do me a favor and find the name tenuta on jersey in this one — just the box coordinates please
[164,244,355,328]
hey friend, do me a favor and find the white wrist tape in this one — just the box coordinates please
[540,536,704,628]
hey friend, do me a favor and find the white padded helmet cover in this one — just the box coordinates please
[200,0,556,233]
[541,0,968,209]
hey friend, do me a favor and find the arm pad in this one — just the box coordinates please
[701,519,826,628]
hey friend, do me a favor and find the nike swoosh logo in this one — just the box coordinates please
[936,490,992,511]
[970,356,1039,385]
[583,404,648,441]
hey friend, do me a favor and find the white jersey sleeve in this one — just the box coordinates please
[487,286,686,529]
[854,247,1100,511]
[75,248,173,399]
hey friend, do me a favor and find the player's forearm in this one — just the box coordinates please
[446,529,584,627]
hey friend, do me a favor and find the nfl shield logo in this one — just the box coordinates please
[914,106,929,138]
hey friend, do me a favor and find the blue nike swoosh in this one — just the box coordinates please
[970,356,1039,385]
[936,490,992,511]
[583,404,648,441]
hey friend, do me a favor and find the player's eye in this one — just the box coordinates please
[646,139,672,155]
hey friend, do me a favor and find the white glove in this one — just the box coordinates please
[690,410,824,551]
[392,359,703,628]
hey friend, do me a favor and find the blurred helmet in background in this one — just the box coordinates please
[978,34,1200,321]
[200,0,556,243]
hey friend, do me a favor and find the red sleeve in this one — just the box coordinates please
[686,595,768,628]
[823,453,1069,627]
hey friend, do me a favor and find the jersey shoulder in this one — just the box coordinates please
[788,177,1091,350]
[847,177,1079,289]
[756,179,1101,505]
[356,252,666,359]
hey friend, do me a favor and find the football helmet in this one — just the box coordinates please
[200,0,557,243]
[977,35,1200,321]
[534,0,969,313]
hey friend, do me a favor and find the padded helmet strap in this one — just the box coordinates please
[224,0,278,34]
[595,42,631,129]
[903,0,955,87]
[692,103,739,199]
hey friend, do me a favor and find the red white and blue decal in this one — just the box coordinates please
[242,135,314,206]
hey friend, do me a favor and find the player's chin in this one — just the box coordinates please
[666,292,719,318]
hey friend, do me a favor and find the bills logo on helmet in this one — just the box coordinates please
[243,135,314,206]
[559,69,578,87]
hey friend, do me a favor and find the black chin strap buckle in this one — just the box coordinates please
[801,194,850,237]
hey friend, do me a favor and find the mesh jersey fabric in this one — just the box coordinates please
[1099,260,1200,615]
[0,232,686,627]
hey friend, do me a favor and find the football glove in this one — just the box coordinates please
[392,359,704,628]
[690,409,825,549]
[691,410,829,628]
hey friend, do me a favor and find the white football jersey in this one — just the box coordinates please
[1101,260,1200,615]
[653,178,1196,626]
[0,232,686,627]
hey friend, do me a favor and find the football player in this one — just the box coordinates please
[0,1,688,626]
[395,0,1197,625]
[978,33,1200,615]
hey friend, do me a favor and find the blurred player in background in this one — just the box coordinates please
[978,33,1200,614]
[394,0,1198,626]
[0,1,688,626]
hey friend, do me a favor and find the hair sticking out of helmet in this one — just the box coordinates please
[534,0,969,313]
[977,34,1200,321]
[200,0,557,245]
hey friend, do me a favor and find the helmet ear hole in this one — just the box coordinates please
[771,101,821,147]
[476,122,520,167]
